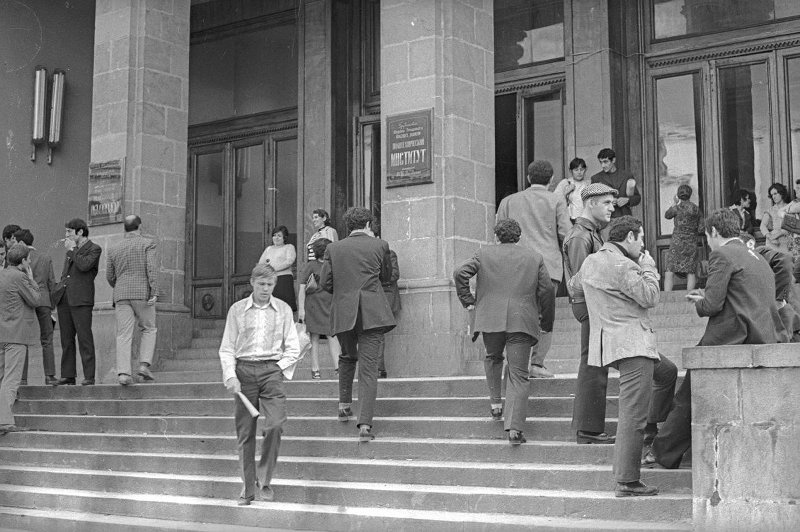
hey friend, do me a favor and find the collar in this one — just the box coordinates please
[348,231,371,237]
[244,295,278,311]
[723,238,744,247]
[607,241,638,262]
[574,217,599,233]
[527,184,547,191]
[124,231,140,238]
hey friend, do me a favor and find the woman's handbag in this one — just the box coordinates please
[781,211,800,234]
[305,272,320,293]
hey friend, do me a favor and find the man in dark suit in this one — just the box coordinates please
[54,218,102,386]
[646,209,784,469]
[13,229,57,386]
[320,207,396,442]
[454,218,555,445]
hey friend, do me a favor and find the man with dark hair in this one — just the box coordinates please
[454,218,555,445]
[569,216,660,497]
[645,209,784,469]
[729,189,754,234]
[590,148,641,219]
[54,218,102,386]
[496,159,570,378]
[106,215,160,385]
[12,229,57,386]
[0,243,41,434]
[320,207,396,442]
[2,224,20,267]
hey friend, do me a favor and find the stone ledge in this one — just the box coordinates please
[683,343,800,370]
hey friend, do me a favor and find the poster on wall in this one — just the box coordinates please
[88,159,124,226]
[386,109,433,187]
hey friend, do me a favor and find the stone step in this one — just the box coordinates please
[19,377,632,400]
[0,484,693,531]
[13,396,621,418]
[0,432,623,464]
[0,451,691,493]
[0,506,274,532]
[550,327,705,346]
[554,301,699,319]
[0,465,691,521]
[13,414,613,440]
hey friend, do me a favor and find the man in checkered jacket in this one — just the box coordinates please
[106,215,160,385]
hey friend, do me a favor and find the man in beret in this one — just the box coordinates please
[496,159,571,378]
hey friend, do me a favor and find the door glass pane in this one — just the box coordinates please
[652,0,800,40]
[275,138,298,248]
[524,92,563,186]
[194,151,224,278]
[719,63,771,221]
[494,0,564,72]
[361,122,381,225]
[495,93,518,206]
[656,73,702,235]
[787,57,800,180]
[234,144,265,274]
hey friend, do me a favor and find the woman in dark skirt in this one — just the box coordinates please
[664,184,701,291]
[258,225,297,311]
[298,238,341,379]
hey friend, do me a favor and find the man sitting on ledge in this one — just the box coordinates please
[644,208,786,469]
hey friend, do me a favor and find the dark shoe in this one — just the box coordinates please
[379,370,387,379]
[55,377,76,386]
[237,495,255,506]
[576,430,616,444]
[338,407,354,422]
[334,368,339,376]
[311,370,321,380]
[0,425,30,435]
[359,425,375,442]
[45,375,58,386]
[137,364,155,381]
[641,450,665,468]
[81,378,95,386]
[259,485,275,501]
[615,481,659,497]
[118,374,134,386]
[508,430,527,446]
[491,408,503,421]
[643,430,657,447]
[19,380,27,386]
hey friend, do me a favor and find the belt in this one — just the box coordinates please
[236,358,279,365]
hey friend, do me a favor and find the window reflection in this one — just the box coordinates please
[495,0,564,72]
[653,0,800,40]
[524,92,563,186]
[234,144,265,274]
[194,151,224,278]
[719,63,771,222]
[788,58,800,181]
[656,74,702,235]
[275,138,298,248]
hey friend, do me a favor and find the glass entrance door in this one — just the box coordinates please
[189,131,298,318]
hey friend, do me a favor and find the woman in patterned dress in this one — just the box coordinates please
[760,182,793,254]
[664,184,701,291]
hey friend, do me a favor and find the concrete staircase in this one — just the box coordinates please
[0,292,701,530]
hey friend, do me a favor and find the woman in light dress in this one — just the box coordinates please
[760,182,792,253]
[306,209,338,261]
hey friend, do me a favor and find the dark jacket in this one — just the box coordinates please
[562,217,603,303]
[696,240,785,346]
[29,247,56,309]
[590,168,640,218]
[319,232,396,335]
[57,239,102,307]
[454,243,555,338]
[381,250,401,316]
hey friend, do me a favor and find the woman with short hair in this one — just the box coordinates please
[306,209,338,262]
[259,225,297,311]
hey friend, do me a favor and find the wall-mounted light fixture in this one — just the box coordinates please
[47,69,66,164]
[31,66,47,162]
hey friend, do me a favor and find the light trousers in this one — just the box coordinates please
[115,299,157,376]
[0,343,27,426]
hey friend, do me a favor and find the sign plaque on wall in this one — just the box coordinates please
[88,159,124,226]
[386,109,433,187]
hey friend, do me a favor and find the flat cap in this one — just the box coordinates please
[581,182,618,202]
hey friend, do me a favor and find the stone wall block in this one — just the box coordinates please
[451,1,476,44]
[166,108,189,140]
[142,102,167,135]
[408,197,441,239]
[381,201,411,241]
[164,171,186,207]
[158,271,173,304]
[145,0,174,15]
[691,368,741,422]
[91,134,127,163]
[94,42,111,74]
[472,85,494,126]
[107,102,130,134]
[92,105,110,137]
[445,117,472,160]
[92,70,129,107]
[408,38,436,80]
[139,168,165,203]
[381,2,435,46]
[142,36,172,74]
[140,135,175,171]
[450,39,485,85]
[444,154,475,198]
[382,43,410,85]
[96,0,131,16]
[172,140,188,174]
[443,77,474,120]
[382,77,437,116]
[447,197,487,242]
[474,162,495,205]
[391,237,439,280]
[142,69,182,108]
[469,123,486,164]
[474,9,493,50]
[96,8,132,44]
[111,37,131,70]
[157,237,178,271]
[741,368,798,423]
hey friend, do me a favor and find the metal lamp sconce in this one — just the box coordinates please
[30,66,66,164]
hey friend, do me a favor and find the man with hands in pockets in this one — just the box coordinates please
[218,263,301,506]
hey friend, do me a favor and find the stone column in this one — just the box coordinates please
[685,344,800,530]
[381,0,495,376]
[88,0,191,382]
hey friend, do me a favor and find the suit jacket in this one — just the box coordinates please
[696,239,784,346]
[573,243,661,367]
[381,250,401,316]
[57,239,102,307]
[496,184,571,282]
[0,267,41,345]
[29,247,56,308]
[106,232,160,302]
[319,232,396,335]
[454,243,555,338]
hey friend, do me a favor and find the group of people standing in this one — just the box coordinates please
[218,206,401,505]
[0,215,160,434]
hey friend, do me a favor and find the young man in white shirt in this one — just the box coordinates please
[218,263,301,505]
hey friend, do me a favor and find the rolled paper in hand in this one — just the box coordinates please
[236,392,259,418]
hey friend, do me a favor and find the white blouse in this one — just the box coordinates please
[258,244,296,277]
